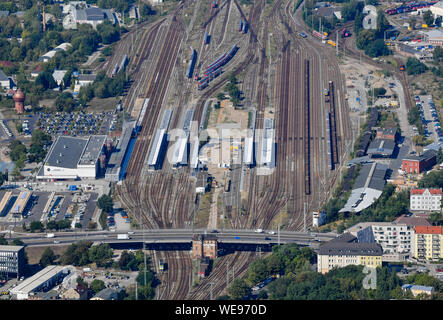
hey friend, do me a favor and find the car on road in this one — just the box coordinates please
[265,237,271,240]
[234,236,240,240]
[268,231,276,235]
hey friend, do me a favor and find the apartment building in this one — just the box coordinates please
[413,226,443,261]
[317,233,383,274]
[347,222,413,261]
[410,188,442,212]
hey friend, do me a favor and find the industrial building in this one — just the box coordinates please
[63,4,117,30]
[37,135,107,180]
[260,118,275,168]
[192,234,218,259]
[366,138,396,158]
[0,245,25,279]
[317,233,383,274]
[147,109,172,170]
[105,121,135,182]
[340,162,387,213]
[10,265,70,300]
[402,149,437,174]
[39,43,72,62]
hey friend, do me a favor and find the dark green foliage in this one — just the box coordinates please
[28,129,52,163]
[408,105,425,135]
[341,1,364,22]
[406,57,428,75]
[373,87,386,97]
[247,259,269,285]
[97,21,120,45]
[0,235,8,245]
[35,72,57,91]
[118,250,141,271]
[140,4,156,17]
[30,221,44,232]
[97,194,113,213]
[55,92,77,112]
[418,170,443,189]
[228,278,251,300]
[90,279,106,294]
[61,241,93,266]
[365,39,390,57]
[40,247,56,267]
[88,243,113,268]
[11,239,24,246]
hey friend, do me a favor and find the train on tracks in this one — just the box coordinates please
[198,44,239,90]
[328,81,339,166]
[385,1,437,15]
[112,54,128,77]
[304,60,311,195]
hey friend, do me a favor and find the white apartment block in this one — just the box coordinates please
[347,222,414,261]
[410,188,442,212]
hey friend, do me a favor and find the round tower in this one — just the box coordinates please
[12,88,25,114]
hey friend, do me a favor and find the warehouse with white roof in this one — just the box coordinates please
[37,135,107,180]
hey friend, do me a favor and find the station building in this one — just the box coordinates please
[37,135,107,181]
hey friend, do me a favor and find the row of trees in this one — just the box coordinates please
[44,242,157,299]
[225,242,442,300]
[77,70,127,106]
[8,129,52,175]
[226,244,316,299]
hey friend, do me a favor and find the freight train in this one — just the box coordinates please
[385,1,437,15]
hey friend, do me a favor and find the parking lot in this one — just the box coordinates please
[36,111,116,137]
[0,190,98,230]
[415,95,441,142]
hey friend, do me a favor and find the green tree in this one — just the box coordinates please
[228,279,251,300]
[89,243,113,267]
[30,221,44,232]
[428,211,442,226]
[40,247,56,267]
[0,235,8,245]
[406,57,428,75]
[61,241,92,266]
[90,279,106,294]
[97,194,113,213]
[11,239,24,246]
[247,259,269,285]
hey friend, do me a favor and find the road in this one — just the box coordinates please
[4,228,337,247]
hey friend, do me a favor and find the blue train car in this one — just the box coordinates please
[242,22,248,34]
[186,49,197,79]
[239,19,243,32]
[204,32,210,45]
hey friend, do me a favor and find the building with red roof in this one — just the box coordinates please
[410,188,442,212]
[413,226,443,261]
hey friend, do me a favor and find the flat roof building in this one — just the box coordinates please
[367,138,396,158]
[37,135,106,180]
[0,245,25,279]
[10,265,70,300]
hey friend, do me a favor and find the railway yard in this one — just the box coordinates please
[105,0,356,300]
